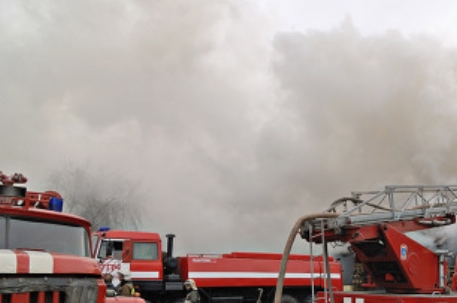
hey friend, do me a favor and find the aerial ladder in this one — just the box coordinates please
[275,185,457,303]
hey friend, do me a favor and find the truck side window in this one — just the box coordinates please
[111,241,124,259]
[98,240,124,260]
[133,242,158,260]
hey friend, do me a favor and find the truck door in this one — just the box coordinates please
[97,239,126,284]
[129,241,163,292]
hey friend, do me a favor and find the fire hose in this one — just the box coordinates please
[274,213,339,303]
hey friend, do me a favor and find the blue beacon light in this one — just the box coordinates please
[48,197,64,212]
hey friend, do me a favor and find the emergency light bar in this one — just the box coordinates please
[48,197,64,212]
[98,226,110,232]
[21,191,64,212]
[0,171,64,212]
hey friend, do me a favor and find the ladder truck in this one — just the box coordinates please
[275,185,457,303]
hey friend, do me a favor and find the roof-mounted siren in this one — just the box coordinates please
[0,172,28,186]
[0,171,27,205]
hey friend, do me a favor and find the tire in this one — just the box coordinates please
[302,294,313,303]
[281,295,299,303]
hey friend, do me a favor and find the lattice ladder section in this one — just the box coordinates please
[306,185,457,234]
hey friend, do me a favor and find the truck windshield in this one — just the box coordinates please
[0,216,90,257]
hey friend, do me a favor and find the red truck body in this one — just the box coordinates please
[94,230,343,303]
[180,252,341,289]
[0,172,144,303]
[280,185,457,303]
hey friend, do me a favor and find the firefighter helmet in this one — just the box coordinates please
[118,270,132,280]
[184,279,197,290]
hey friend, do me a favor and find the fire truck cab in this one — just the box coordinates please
[93,230,164,291]
[0,171,145,303]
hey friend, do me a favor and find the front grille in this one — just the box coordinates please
[0,291,65,303]
[0,277,98,303]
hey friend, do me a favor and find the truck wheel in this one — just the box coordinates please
[281,295,299,303]
[302,294,313,303]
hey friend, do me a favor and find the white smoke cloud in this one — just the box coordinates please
[2,2,457,254]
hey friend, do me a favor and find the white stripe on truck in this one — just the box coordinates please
[131,271,160,279]
[188,272,341,279]
[0,250,17,273]
[27,251,54,273]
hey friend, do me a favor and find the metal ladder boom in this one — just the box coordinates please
[311,185,457,230]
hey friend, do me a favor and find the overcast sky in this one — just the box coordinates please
[268,1,457,44]
[2,1,457,254]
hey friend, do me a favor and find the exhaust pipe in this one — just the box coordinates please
[166,234,176,259]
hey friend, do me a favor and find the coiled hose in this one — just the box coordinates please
[274,213,340,303]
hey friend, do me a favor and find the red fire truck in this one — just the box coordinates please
[0,171,144,303]
[275,185,457,303]
[92,230,343,303]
